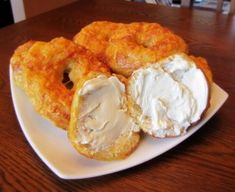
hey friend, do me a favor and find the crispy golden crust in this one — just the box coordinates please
[68,72,140,160]
[73,21,123,62]
[11,37,109,129]
[74,21,188,77]
[10,41,37,94]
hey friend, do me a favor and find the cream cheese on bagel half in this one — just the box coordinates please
[68,72,140,160]
[127,53,210,138]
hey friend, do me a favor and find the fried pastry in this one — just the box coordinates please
[74,21,188,77]
[11,37,109,129]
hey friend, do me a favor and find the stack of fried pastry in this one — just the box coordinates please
[11,21,213,160]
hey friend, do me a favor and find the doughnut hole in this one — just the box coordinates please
[62,68,74,90]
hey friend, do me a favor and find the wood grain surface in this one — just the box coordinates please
[0,0,234,191]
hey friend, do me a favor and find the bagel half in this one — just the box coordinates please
[127,53,211,138]
[68,72,140,160]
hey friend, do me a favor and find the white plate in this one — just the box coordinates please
[10,67,228,179]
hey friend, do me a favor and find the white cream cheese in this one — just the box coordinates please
[162,55,209,123]
[129,54,209,137]
[77,75,138,151]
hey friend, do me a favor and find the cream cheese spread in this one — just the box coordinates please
[77,75,138,151]
[129,54,209,137]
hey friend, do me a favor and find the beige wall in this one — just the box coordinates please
[23,0,77,18]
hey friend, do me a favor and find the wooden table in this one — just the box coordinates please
[0,0,234,191]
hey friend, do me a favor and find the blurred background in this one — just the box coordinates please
[0,0,76,28]
[0,0,232,29]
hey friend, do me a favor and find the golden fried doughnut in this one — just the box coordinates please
[73,21,123,62]
[11,37,109,129]
[74,21,188,77]
[69,72,140,160]
[106,22,188,76]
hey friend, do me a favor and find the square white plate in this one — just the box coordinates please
[10,67,228,179]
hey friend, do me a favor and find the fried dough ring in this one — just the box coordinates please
[106,22,188,76]
[11,37,109,129]
[74,21,188,77]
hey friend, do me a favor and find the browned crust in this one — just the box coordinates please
[73,21,123,63]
